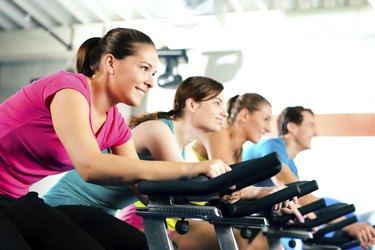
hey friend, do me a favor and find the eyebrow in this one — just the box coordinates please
[214,97,224,103]
[141,61,153,68]
[141,61,157,73]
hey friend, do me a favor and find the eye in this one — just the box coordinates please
[141,66,149,71]
[215,101,222,106]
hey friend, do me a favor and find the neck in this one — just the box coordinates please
[87,76,112,115]
[227,125,247,152]
[282,135,301,160]
[172,119,203,148]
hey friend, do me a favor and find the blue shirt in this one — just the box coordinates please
[43,170,137,215]
[242,137,299,186]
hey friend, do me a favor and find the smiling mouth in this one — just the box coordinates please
[216,118,225,125]
[136,88,146,97]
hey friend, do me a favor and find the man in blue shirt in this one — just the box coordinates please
[243,106,375,249]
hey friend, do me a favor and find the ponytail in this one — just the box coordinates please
[129,110,179,128]
[75,37,101,77]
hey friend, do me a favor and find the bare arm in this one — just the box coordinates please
[131,120,184,162]
[50,89,230,185]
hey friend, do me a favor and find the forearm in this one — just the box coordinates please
[241,186,275,199]
[271,164,299,186]
[298,193,318,206]
[77,153,200,185]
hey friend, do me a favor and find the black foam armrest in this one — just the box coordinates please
[298,199,326,215]
[287,180,319,198]
[314,202,349,217]
[285,204,356,229]
[272,198,326,225]
[314,216,358,237]
[219,184,301,218]
[138,152,282,197]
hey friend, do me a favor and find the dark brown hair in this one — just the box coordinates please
[75,28,155,77]
[277,106,314,136]
[129,76,224,128]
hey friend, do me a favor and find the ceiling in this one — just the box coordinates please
[0,0,371,33]
[0,0,372,62]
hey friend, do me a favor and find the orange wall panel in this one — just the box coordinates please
[270,113,375,136]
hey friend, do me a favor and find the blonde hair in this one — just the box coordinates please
[226,93,271,161]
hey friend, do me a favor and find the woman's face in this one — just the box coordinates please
[192,91,228,133]
[245,103,272,143]
[110,44,158,106]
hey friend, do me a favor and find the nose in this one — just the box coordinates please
[221,108,229,119]
[265,122,272,133]
[312,124,318,136]
[145,75,155,89]
[313,128,318,136]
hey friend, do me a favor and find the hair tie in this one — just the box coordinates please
[227,95,240,118]
[167,110,176,116]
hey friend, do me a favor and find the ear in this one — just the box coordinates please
[185,98,197,112]
[103,54,115,75]
[238,108,249,122]
[286,122,297,134]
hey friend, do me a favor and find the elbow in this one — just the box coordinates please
[74,161,98,183]
[71,151,105,183]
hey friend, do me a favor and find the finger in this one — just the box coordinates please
[223,163,232,172]
[230,191,239,197]
[282,200,289,208]
[361,230,371,243]
[292,196,298,204]
[273,203,280,211]
[361,242,371,249]
[222,195,231,201]
[293,209,304,223]
[273,204,278,211]
[358,234,365,246]
[274,203,280,211]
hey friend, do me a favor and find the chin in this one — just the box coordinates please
[216,124,224,131]
[207,125,220,133]
[133,102,142,107]
[125,99,141,107]
[133,96,144,106]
